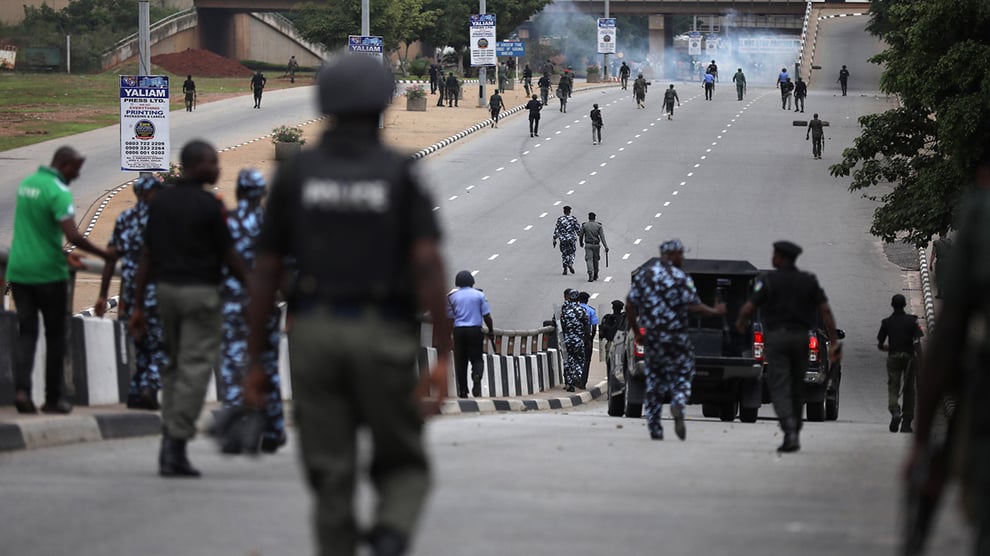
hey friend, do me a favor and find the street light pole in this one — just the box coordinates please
[138,0,150,76]
[361,0,369,36]
[602,0,609,80]
[478,0,487,108]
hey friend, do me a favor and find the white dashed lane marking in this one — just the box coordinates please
[664,201,671,206]
[524,225,533,230]
[539,212,548,218]
[449,195,458,201]
[566,190,574,195]
[488,254,499,260]
[622,253,630,260]
[507,239,517,245]
[604,276,613,283]
[645,225,653,231]
[578,180,586,185]
[471,270,480,276]
[634,239,642,245]
[553,200,562,206]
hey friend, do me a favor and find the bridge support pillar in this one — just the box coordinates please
[197,8,235,59]
[648,15,674,80]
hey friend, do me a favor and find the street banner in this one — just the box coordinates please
[470,14,497,67]
[496,40,525,58]
[706,34,720,56]
[119,75,169,172]
[347,35,384,62]
[597,18,616,54]
[0,47,16,71]
[688,31,702,56]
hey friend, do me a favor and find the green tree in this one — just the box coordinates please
[829,0,990,246]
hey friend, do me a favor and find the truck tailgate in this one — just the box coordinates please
[694,356,762,381]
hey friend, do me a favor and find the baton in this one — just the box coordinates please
[605,249,609,268]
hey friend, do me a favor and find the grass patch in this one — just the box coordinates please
[0,63,310,152]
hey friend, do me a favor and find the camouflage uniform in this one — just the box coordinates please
[220,171,284,444]
[109,198,166,398]
[628,259,700,437]
[553,213,581,269]
[560,295,589,388]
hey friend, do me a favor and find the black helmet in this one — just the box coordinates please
[318,55,393,115]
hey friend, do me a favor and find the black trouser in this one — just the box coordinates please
[430,77,437,94]
[704,83,714,100]
[437,89,446,106]
[840,80,848,95]
[253,88,263,107]
[765,329,809,425]
[11,281,68,404]
[453,326,484,397]
[529,115,540,136]
[582,337,593,387]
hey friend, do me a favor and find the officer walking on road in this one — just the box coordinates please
[251,71,266,108]
[130,140,247,477]
[242,54,453,556]
[736,241,841,453]
[525,94,543,137]
[837,65,850,96]
[703,70,716,101]
[445,72,460,107]
[95,175,166,410]
[590,103,603,145]
[218,168,285,453]
[182,75,196,112]
[428,63,439,95]
[489,89,505,128]
[732,68,746,101]
[663,84,680,120]
[538,72,551,106]
[560,289,589,392]
[578,291,598,389]
[553,205,581,275]
[579,212,608,281]
[633,73,648,108]
[807,113,825,159]
[619,61,631,90]
[626,239,726,441]
[877,294,923,434]
[6,146,109,415]
[448,270,494,398]
[794,77,808,113]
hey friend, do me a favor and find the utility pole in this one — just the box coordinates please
[138,0,150,75]
[361,0,369,36]
[602,0,609,79]
[478,0,487,108]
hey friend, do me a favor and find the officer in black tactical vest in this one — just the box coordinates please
[736,241,841,453]
[877,293,924,433]
[243,54,453,556]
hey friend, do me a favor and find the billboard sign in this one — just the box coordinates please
[598,18,616,54]
[496,40,525,57]
[119,75,170,172]
[470,14,497,66]
[347,35,384,62]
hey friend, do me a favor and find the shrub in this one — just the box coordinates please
[407,58,430,78]
[586,65,600,74]
[405,84,427,100]
[271,125,305,144]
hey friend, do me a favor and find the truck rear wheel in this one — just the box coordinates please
[825,387,839,421]
[702,403,720,418]
[625,400,642,418]
[806,400,826,422]
[719,401,737,422]
[739,406,759,423]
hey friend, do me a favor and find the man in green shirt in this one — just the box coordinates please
[4,146,108,414]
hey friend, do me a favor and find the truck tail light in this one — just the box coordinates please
[753,330,764,362]
[809,334,819,362]
[635,328,646,358]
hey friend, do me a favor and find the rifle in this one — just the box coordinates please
[193,90,197,111]
[605,249,609,268]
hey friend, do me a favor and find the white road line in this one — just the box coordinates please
[488,254,499,260]
[604,276,613,282]
[574,120,580,123]
[546,137,552,141]
[507,239,517,245]
[627,140,634,144]
[727,124,732,127]
[635,134,641,138]
[609,154,616,159]
[535,144,542,148]
[655,213,662,218]
[712,142,717,145]
[496,167,504,172]
[565,125,571,129]
[722,129,728,133]
[578,180,586,185]
[448,195,458,201]
[471,270,480,276]
[706,149,712,153]
[642,128,648,132]
[510,158,518,163]
[600,163,607,167]
[694,163,701,168]
[645,225,653,231]
[590,293,600,300]
[539,212,548,218]
[619,147,625,151]
[524,225,533,230]
[717,136,722,139]
[687,172,694,177]
[523,151,530,155]
[554,201,562,205]
[566,190,574,195]
[680,181,686,186]
[673,191,679,195]
[634,238,642,245]
[433,206,440,212]
[622,253,631,260]
[701,156,707,160]
[664,201,671,206]
[466,185,475,190]
[590,171,598,176]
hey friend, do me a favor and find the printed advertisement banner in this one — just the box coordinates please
[706,34,720,56]
[688,32,702,56]
[496,40,525,57]
[469,14,497,67]
[597,18,616,54]
[119,75,170,172]
[347,35,384,62]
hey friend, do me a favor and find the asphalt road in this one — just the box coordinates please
[0,15,973,556]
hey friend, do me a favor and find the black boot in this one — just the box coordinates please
[367,526,408,556]
[889,411,902,433]
[159,435,201,478]
[900,419,913,433]
[778,417,800,453]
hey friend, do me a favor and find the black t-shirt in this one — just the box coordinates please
[795,81,807,97]
[146,181,232,285]
[183,79,196,93]
[878,312,923,354]
[251,74,266,90]
[526,99,543,117]
[749,267,827,330]
[257,130,440,314]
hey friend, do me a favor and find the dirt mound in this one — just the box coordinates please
[151,48,253,78]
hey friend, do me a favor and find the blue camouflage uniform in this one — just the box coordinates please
[553,212,581,270]
[108,177,167,401]
[220,169,284,445]
[560,290,589,388]
[627,255,700,438]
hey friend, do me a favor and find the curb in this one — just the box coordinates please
[0,382,607,453]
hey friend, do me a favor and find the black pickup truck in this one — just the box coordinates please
[607,259,766,422]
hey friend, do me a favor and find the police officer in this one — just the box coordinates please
[489,89,505,128]
[522,63,533,96]
[663,84,680,120]
[553,205,581,274]
[95,175,167,410]
[182,75,196,111]
[703,70,715,101]
[707,59,718,81]
[627,239,725,441]
[577,291,598,389]
[579,212,608,281]
[436,74,447,107]
[538,72,551,106]
[448,270,494,398]
[250,71,266,109]
[560,289,589,392]
[732,68,746,101]
[807,113,825,159]
[428,63,439,94]
[525,94,543,137]
[633,73,648,108]
[287,55,299,83]
[736,241,841,453]
[878,294,923,433]
[590,103,603,145]
[781,77,794,110]
[794,77,808,113]
[837,65,850,96]
[445,72,459,107]
[130,140,247,477]
[219,169,285,453]
[619,61,631,90]
[243,54,452,556]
